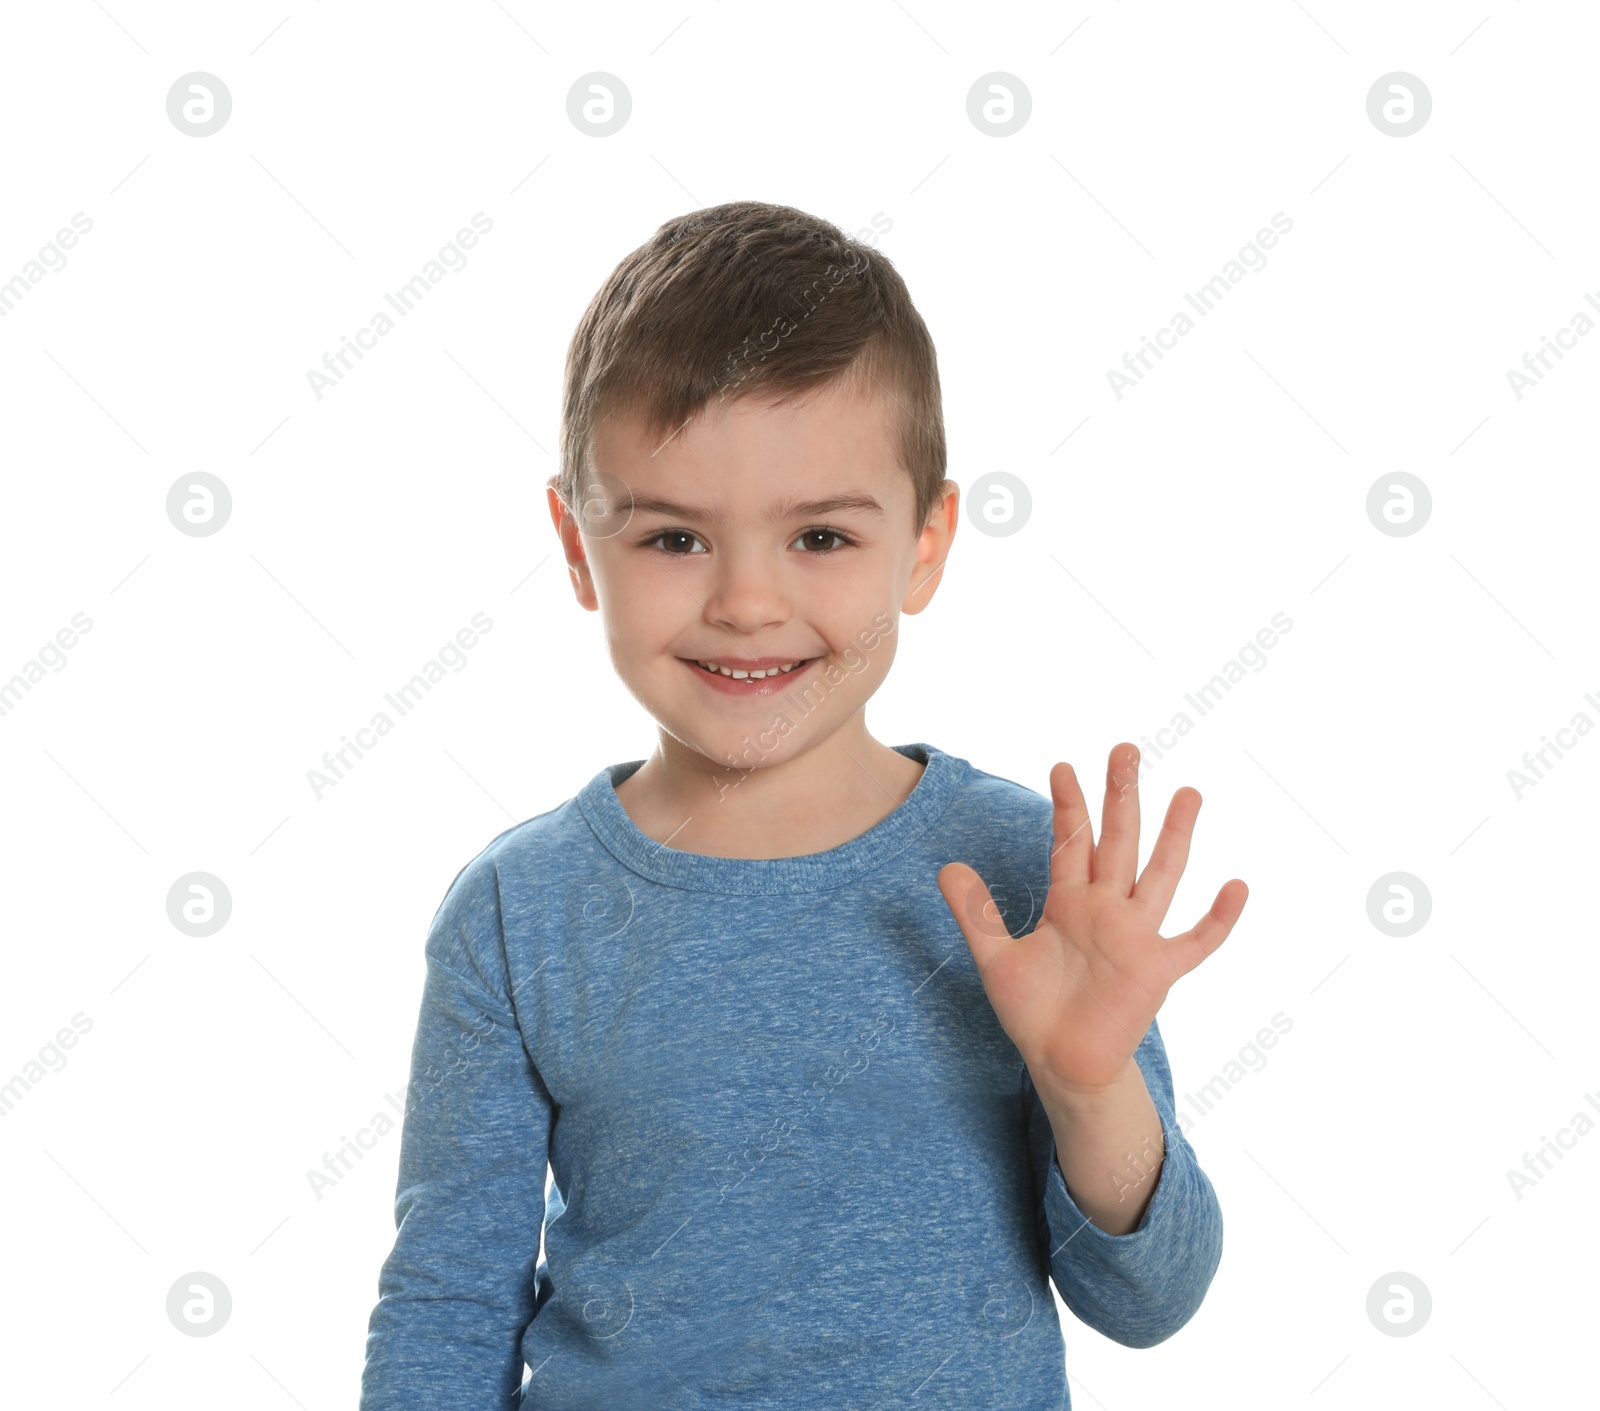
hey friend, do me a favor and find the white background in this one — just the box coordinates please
[2,1,1594,1406]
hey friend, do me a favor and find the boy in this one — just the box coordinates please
[360,201,1246,1408]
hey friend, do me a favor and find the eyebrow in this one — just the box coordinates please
[622,492,886,525]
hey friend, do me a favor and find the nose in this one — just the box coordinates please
[701,542,792,636]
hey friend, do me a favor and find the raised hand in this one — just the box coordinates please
[937,744,1248,1100]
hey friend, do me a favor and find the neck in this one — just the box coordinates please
[616,720,924,860]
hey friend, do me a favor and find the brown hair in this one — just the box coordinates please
[556,201,947,539]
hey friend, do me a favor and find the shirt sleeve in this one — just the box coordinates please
[360,854,554,1409]
[1023,1015,1223,1348]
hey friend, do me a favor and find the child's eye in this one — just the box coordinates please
[639,527,858,556]
[792,526,857,554]
[640,529,707,555]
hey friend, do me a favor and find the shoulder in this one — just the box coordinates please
[442,782,607,901]
[421,787,598,972]
[936,747,1053,834]
[926,747,1055,934]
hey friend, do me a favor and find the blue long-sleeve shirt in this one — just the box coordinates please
[360,741,1223,1408]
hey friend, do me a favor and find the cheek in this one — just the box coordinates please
[854,628,897,678]
[594,552,672,620]
[817,574,895,638]
[816,553,897,604]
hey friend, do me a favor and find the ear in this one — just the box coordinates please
[547,477,599,612]
[901,480,959,616]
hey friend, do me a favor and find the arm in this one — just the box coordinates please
[939,746,1244,1345]
[1024,1017,1223,1347]
[1037,1054,1163,1236]
[360,856,554,1410]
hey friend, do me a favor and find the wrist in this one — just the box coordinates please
[1031,1058,1145,1116]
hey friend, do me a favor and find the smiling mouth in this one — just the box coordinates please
[683,657,815,682]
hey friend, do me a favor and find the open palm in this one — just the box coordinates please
[937,745,1248,1097]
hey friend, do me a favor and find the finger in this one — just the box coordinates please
[1169,879,1249,978]
[937,861,1015,976]
[1047,762,1093,890]
[1134,787,1201,923]
[1094,743,1142,894]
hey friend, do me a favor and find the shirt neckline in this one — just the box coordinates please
[575,742,965,895]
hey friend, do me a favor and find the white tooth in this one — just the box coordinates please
[696,660,803,678]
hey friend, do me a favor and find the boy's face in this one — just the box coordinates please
[549,378,956,773]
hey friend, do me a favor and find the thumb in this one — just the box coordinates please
[937,862,1015,977]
